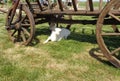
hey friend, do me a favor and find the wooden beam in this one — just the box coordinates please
[58,0,63,11]
[72,0,77,11]
[99,0,103,10]
[88,0,94,11]
[36,0,43,11]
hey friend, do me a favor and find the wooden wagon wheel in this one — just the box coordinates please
[96,0,120,68]
[6,4,35,45]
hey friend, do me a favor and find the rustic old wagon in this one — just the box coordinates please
[5,0,120,68]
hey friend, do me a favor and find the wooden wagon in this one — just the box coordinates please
[5,0,120,68]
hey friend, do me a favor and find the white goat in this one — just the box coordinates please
[43,23,71,44]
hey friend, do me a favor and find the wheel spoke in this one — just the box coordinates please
[108,12,120,22]
[22,27,30,36]
[101,32,120,36]
[21,24,30,27]
[111,47,120,55]
[11,29,17,36]
[20,16,27,23]
[18,8,22,19]
[12,9,22,25]
[8,30,16,42]
[21,31,26,42]
[12,19,19,25]
[17,30,21,41]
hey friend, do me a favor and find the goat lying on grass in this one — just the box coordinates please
[43,23,71,44]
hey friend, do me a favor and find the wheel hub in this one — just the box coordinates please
[15,22,21,30]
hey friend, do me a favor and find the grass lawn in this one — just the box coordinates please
[0,11,120,81]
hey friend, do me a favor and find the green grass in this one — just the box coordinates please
[0,13,120,81]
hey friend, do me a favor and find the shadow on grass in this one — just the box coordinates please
[89,48,115,68]
[29,27,50,46]
[31,27,97,46]
[69,32,97,44]
[31,26,120,50]
[30,26,120,68]
[32,26,119,46]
